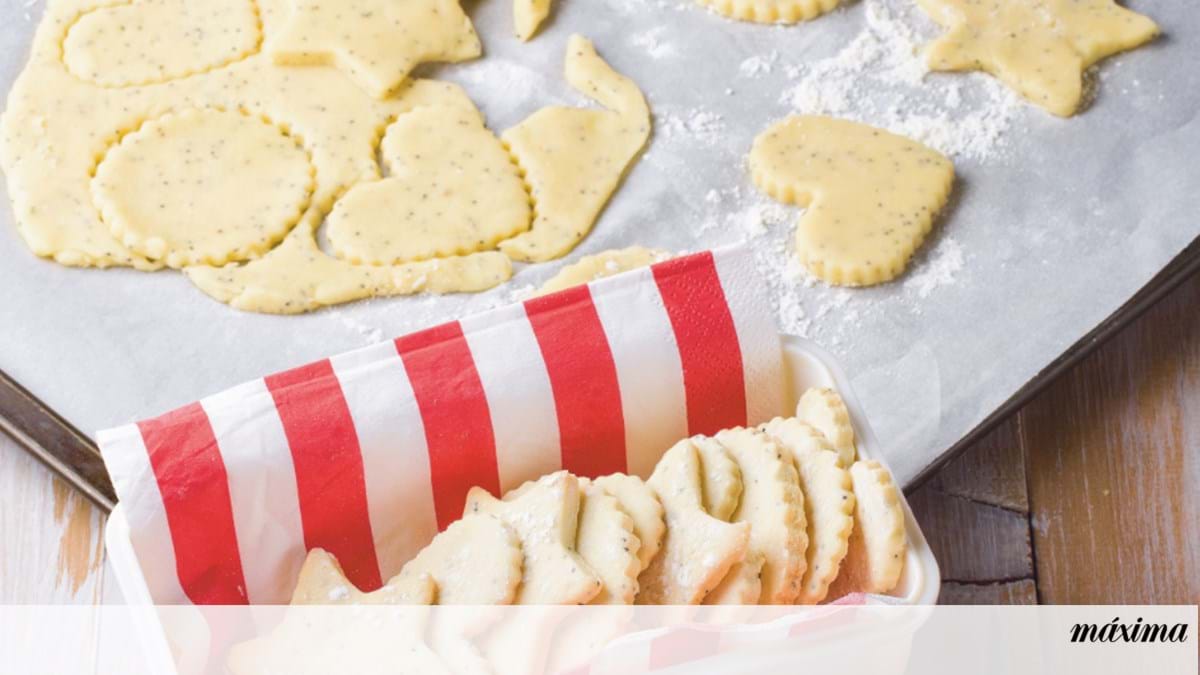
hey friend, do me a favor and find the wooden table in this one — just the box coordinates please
[3,273,1199,606]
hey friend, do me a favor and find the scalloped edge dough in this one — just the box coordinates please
[695,0,840,24]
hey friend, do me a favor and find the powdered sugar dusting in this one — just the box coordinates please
[777,0,1020,162]
[904,237,965,299]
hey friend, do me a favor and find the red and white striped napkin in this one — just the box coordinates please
[98,246,784,606]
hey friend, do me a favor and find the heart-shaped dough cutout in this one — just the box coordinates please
[326,106,530,265]
[63,0,261,87]
[750,115,955,287]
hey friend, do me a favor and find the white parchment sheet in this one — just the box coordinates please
[1,0,1196,485]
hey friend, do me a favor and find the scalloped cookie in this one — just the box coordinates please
[591,473,666,573]
[761,418,855,604]
[577,479,642,604]
[466,472,602,605]
[291,548,436,605]
[691,435,744,523]
[399,513,524,605]
[796,387,857,466]
[714,428,807,604]
[637,440,750,604]
[826,460,907,598]
[750,115,955,287]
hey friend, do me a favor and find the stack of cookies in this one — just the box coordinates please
[290,387,907,608]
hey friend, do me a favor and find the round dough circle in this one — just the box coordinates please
[325,106,531,265]
[92,108,314,268]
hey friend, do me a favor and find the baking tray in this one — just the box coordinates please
[2,0,1198,511]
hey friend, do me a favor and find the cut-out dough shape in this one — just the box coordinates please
[466,471,602,605]
[637,440,750,605]
[533,246,670,297]
[499,35,650,263]
[690,436,744,523]
[269,0,481,98]
[916,0,1159,117]
[590,473,665,573]
[826,460,907,598]
[63,0,262,87]
[750,115,955,287]
[92,108,314,268]
[290,547,436,605]
[514,0,553,41]
[695,0,840,25]
[761,418,855,604]
[714,428,807,604]
[796,387,857,466]
[576,479,642,604]
[326,106,530,265]
[399,513,524,605]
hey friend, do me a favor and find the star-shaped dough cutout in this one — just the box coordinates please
[916,0,1159,116]
[269,0,482,98]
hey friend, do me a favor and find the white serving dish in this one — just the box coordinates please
[103,334,940,673]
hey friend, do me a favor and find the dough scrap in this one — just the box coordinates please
[576,479,642,605]
[703,551,763,605]
[590,473,666,573]
[399,513,525,605]
[185,215,513,314]
[514,0,553,41]
[3,0,512,310]
[63,0,262,87]
[826,460,907,598]
[761,418,855,604]
[690,435,744,523]
[796,387,856,466]
[695,0,840,25]
[327,106,530,265]
[92,108,314,268]
[916,0,1159,117]
[636,440,750,605]
[499,35,650,263]
[269,0,481,98]
[714,428,807,604]
[750,115,955,287]
[465,471,603,605]
[533,246,670,297]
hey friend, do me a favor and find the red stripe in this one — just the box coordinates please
[265,361,382,591]
[396,321,500,530]
[652,252,747,436]
[525,286,627,477]
[137,403,247,605]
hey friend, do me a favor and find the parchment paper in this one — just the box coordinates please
[1,0,1196,486]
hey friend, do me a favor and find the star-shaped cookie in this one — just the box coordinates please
[269,0,482,98]
[916,0,1159,116]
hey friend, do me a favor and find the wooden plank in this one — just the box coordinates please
[0,433,106,603]
[1022,272,1200,604]
[940,580,1038,605]
[908,486,1033,584]
[926,418,1028,513]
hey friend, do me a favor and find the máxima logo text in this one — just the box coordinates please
[1071,618,1190,643]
